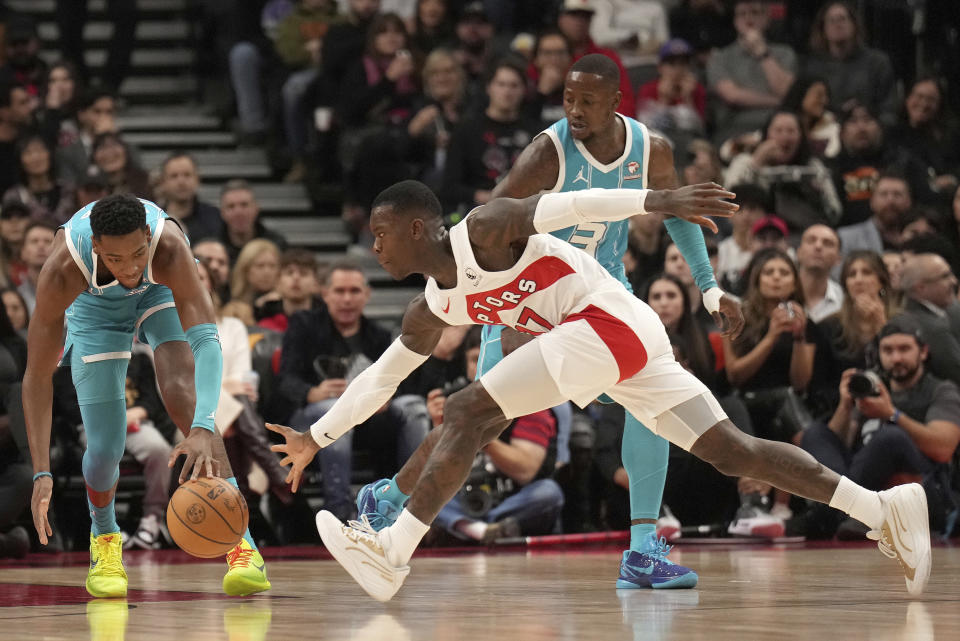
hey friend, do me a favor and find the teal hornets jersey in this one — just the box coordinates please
[539,113,650,289]
[62,199,176,358]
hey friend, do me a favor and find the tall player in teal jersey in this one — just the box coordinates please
[355,55,743,588]
[23,194,270,598]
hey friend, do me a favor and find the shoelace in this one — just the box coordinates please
[867,528,897,560]
[227,545,254,568]
[346,514,379,535]
[95,538,125,576]
[649,536,673,561]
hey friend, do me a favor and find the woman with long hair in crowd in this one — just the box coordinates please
[780,75,840,159]
[724,110,842,229]
[2,134,75,225]
[408,0,455,55]
[229,238,281,319]
[0,288,29,335]
[90,131,153,200]
[887,75,959,198]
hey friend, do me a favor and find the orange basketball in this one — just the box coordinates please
[166,477,248,558]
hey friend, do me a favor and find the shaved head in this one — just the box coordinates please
[569,53,620,89]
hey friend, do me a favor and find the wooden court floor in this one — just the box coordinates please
[1,541,958,641]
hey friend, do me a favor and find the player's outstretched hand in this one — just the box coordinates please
[169,427,221,483]
[646,182,738,234]
[266,423,322,493]
[31,476,54,545]
[712,292,745,339]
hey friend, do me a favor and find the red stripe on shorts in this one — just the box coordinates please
[563,304,647,382]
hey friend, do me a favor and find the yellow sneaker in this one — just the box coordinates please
[86,533,128,598]
[223,603,273,641]
[223,539,271,596]
[86,598,129,641]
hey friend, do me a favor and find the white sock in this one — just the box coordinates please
[829,476,884,529]
[381,509,431,567]
[454,519,488,541]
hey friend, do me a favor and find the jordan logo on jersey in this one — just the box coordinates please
[624,161,642,181]
[572,166,588,185]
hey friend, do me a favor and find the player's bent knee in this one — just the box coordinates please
[443,382,504,440]
[690,419,757,477]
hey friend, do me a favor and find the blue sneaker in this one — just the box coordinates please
[616,535,699,589]
[355,479,403,532]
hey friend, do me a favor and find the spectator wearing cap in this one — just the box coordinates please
[837,173,914,260]
[157,152,223,242]
[706,0,796,147]
[554,0,635,117]
[588,0,668,55]
[524,29,572,126]
[635,38,705,152]
[899,253,960,387]
[451,2,497,92]
[724,109,841,231]
[218,179,288,264]
[803,2,897,128]
[798,316,960,538]
[716,183,768,292]
[441,57,540,213]
[0,16,47,98]
[750,214,790,254]
[828,102,931,228]
[0,202,32,287]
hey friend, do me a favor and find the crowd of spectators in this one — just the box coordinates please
[2,0,960,555]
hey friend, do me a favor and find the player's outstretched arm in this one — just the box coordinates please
[468,181,738,249]
[152,225,224,481]
[23,234,86,544]
[647,134,745,339]
[268,294,447,492]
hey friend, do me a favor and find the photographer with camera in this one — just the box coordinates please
[426,326,564,543]
[798,317,960,538]
[275,261,431,521]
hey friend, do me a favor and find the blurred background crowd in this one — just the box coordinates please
[1,0,960,557]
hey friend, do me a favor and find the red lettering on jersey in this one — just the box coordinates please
[465,256,575,325]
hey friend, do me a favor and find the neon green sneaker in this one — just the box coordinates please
[86,599,129,641]
[223,539,271,596]
[223,603,273,641]
[86,533,128,598]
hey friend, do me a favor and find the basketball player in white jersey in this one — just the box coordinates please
[268,180,930,603]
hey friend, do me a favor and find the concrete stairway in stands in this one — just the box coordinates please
[11,0,418,327]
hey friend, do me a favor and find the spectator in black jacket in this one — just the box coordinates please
[441,57,539,214]
[321,0,381,86]
[157,152,222,242]
[276,261,430,519]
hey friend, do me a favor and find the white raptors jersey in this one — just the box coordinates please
[424,221,672,402]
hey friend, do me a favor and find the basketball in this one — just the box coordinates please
[166,477,248,558]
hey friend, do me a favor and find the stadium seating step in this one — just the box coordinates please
[123,131,237,149]
[8,0,187,15]
[141,149,272,181]
[117,108,220,132]
[39,47,196,73]
[38,19,191,45]
[197,183,312,214]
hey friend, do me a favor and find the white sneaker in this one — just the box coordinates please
[124,514,162,550]
[315,510,410,602]
[727,506,785,538]
[868,483,931,596]
[656,505,682,542]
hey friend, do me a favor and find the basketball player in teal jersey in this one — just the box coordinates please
[23,194,270,598]
[355,54,743,589]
